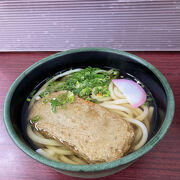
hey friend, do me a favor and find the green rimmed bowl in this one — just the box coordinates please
[4,48,174,178]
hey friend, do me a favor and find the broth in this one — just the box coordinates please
[21,67,157,164]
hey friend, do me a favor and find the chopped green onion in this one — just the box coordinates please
[147,97,152,101]
[43,99,48,104]
[50,92,75,113]
[67,92,75,103]
[39,67,119,103]
[144,96,152,106]
[141,84,145,88]
[50,98,60,113]
[32,115,40,123]
[44,91,49,97]
[26,98,31,102]
[46,77,51,82]
[29,90,36,98]
[40,91,49,98]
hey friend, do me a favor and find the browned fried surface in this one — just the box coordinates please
[28,91,135,163]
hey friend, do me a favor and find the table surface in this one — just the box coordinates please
[0,52,180,180]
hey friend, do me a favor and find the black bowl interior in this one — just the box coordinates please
[10,51,167,151]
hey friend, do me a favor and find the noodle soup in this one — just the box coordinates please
[23,67,156,165]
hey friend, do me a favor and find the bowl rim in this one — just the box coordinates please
[4,48,175,172]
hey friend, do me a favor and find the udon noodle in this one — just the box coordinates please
[27,68,154,164]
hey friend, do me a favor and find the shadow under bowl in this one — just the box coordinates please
[4,48,174,178]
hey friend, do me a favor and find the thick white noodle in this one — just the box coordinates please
[144,106,154,132]
[99,85,151,150]
[136,106,149,121]
[34,131,87,164]
[43,148,56,156]
[58,155,78,164]
[27,125,61,146]
[125,118,148,150]
[95,69,108,73]
[103,99,129,105]
[70,156,87,165]
[108,82,119,99]
[36,149,59,161]
[50,68,82,82]
[29,70,153,162]
[46,146,73,155]
[148,107,154,121]
[29,68,82,109]
[113,87,125,98]
[100,103,133,117]
[134,127,142,144]
[111,109,131,118]
[143,118,150,132]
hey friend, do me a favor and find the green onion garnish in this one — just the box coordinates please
[32,115,40,123]
[50,92,75,113]
[26,98,31,102]
[43,99,48,104]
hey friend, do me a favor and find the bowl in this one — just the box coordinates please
[4,48,174,178]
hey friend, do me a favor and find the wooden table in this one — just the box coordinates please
[0,52,180,180]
